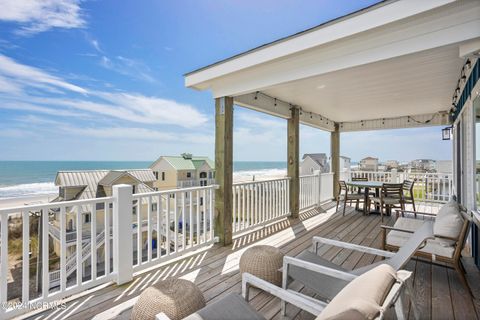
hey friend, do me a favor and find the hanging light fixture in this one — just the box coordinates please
[442,126,452,140]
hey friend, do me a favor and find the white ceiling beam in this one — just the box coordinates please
[339,112,450,132]
[233,92,336,132]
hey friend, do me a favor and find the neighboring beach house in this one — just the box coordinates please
[339,156,351,173]
[300,153,329,175]
[359,157,379,171]
[150,153,215,190]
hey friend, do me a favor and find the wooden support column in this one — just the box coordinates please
[331,123,340,198]
[288,107,300,218]
[214,97,233,246]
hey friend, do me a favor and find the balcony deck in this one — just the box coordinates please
[23,202,480,320]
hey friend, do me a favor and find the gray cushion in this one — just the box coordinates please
[184,293,265,320]
[433,200,463,246]
[289,250,349,301]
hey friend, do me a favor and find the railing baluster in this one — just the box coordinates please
[174,192,178,252]
[137,201,141,265]
[166,194,170,255]
[76,205,82,286]
[22,210,29,303]
[189,191,193,248]
[203,189,207,242]
[157,195,162,259]
[147,196,152,262]
[232,187,237,232]
[60,206,66,291]
[1,213,8,303]
[91,203,97,281]
[104,201,110,276]
[196,191,200,245]
[181,192,186,250]
[246,184,250,228]
[242,185,245,232]
[209,187,214,241]
[42,208,49,298]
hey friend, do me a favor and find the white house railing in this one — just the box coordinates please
[0,184,217,319]
[232,178,290,235]
[349,171,453,203]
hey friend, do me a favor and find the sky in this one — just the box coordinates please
[0,0,452,163]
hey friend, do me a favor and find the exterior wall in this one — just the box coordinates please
[359,158,379,171]
[151,160,178,190]
[339,157,351,172]
[300,157,321,175]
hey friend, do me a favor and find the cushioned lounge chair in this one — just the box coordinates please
[156,264,412,320]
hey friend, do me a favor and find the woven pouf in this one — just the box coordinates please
[239,245,284,286]
[131,278,205,320]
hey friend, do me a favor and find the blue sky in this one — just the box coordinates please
[0,0,451,162]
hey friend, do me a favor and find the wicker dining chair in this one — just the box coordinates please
[370,183,405,221]
[402,180,416,212]
[336,180,366,215]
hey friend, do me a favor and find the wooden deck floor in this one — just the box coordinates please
[22,202,480,320]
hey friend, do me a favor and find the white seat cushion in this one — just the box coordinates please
[387,218,454,258]
[316,264,397,320]
[433,200,464,246]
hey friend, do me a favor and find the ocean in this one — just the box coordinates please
[0,161,287,199]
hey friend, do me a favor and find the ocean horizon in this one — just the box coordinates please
[0,160,287,199]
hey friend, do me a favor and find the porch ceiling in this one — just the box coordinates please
[185,0,480,131]
[260,44,463,123]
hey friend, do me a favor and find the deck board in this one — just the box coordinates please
[20,202,480,320]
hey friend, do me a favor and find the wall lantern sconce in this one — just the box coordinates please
[442,126,452,140]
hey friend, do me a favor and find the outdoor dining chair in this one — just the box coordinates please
[370,183,405,221]
[336,180,367,215]
[402,180,416,211]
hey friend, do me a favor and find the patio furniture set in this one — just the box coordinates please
[130,198,471,320]
[336,178,416,221]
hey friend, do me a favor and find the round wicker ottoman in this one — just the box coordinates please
[239,245,284,286]
[131,278,205,320]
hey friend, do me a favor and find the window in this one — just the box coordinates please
[132,185,136,194]
[186,172,192,178]
[152,203,157,211]
[154,171,159,180]
[200,172,207,179]
[200,197,203,206]
[162,172,165,181]
[208,172,212,179]
[310,167,314,173]
[84,213,91,223]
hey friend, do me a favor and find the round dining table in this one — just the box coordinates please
[346,181,384,214]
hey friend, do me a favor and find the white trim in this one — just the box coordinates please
[185,0,456,89]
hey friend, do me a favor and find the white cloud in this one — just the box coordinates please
[100,55,156,83]
[0,54,87,94]
[0,0,86,35]
[0,54,208,128]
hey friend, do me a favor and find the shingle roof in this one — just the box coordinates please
[98,171,140,186]
[53,169,156,213]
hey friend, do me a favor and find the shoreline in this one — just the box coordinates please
[0,194,57,209]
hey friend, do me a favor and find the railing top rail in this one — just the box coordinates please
[132,184,219,199]
[0,196,114,215]
[233,176,290,186]
[300,174,318,178]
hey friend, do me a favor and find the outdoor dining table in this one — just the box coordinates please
[346,180,384,214]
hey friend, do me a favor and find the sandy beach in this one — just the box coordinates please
[0,194,56,210]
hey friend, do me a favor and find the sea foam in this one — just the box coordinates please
[0,182,57,199]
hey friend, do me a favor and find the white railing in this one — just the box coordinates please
[232,178,290,234]
[0,184,217,319]
[131,185,217,274]
[300,174,319,210]
[348,171,453,203]
[299,173,335,211]
[0,196,114,319]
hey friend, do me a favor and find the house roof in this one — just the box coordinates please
[302,153,327,167]
[98,171,140,186]
[53,169,155,212]
[362,157,378,161]
[152,156,215,170]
